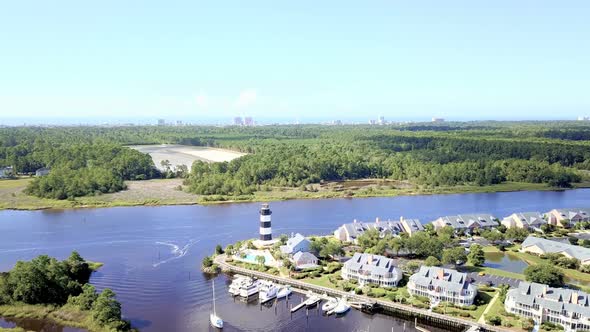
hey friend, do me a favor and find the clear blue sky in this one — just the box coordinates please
[1,1,589,124]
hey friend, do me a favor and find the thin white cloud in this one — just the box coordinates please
[234,89,257,108]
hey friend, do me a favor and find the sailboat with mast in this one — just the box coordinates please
[210,280,223,329]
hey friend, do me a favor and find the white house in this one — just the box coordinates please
[280,233,311,255]
[35,167,51,177]
[408,266,478,306]
[292,252,319,270]
[333,218,408,243]
[506,282,590,331]
[0,166,14,179]
[341,253,403,287]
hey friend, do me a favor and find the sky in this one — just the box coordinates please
[1,1,589,124]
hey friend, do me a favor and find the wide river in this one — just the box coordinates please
[1,189,590,332]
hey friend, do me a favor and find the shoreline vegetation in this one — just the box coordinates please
[2,177,589,211]
[2,123,590,208]
[0,253,134,332]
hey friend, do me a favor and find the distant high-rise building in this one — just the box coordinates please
[432,117,445,123]
[369,119,377,125]
[378,116,385,125]
[578,116,590,121]
[244,116,254,126]
[176,120,183,126]
[157,119,166,126]
[233,116,244,126]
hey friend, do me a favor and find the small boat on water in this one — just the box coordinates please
[238,279,260,298]
[321,297,338,312]
[259,281,278,303]
[228,276,251,296]
[328,297,351,315]
[210,280,224,329]
[276,286,292,299]
[304,294,321,308]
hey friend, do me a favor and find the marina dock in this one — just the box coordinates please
[215,255,506,332]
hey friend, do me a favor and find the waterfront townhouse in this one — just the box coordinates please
[506,281,590,331]
[521,236,590,265]
[333,218,407,243]
[408,266,477,306]
[400,217,424,236]
[431,213,498,234]
[501,212,546,232]
[341,253,403,287]
[546,208,590,228]
[280,233,311,255]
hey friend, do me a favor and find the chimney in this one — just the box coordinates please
[400,216,404,222]
[573,292,579,304]
[353,219,357,223]
[437,269,444,280]
[542,286,547,297]
[368,255,373,264]
[376,217,380,224]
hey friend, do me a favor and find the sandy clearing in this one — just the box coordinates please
[128,144,246,170]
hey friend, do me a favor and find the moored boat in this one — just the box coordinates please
[321,297,338,312]
[276,286,292,299]
[258,281,278,303]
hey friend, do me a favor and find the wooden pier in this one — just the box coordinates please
[214,255,506,332]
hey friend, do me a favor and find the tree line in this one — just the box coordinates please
[0,252,132,331]
[1,122,589,199]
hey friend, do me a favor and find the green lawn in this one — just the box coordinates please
[434,290,496,321]
[509,251,590,284]
[461,264,525,280]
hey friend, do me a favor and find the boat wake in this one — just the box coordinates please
[153,239,199,267]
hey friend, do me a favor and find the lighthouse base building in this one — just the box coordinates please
[253,203,280,248]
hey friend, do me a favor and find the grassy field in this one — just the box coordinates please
[0,303,116,332]
[2,177,588,211]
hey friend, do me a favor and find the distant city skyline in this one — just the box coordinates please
[1,1,589,121]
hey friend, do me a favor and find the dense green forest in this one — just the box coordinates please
[1,121,590,199]
[0,252,132,331]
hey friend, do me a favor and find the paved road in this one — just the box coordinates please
[467,272,520,288]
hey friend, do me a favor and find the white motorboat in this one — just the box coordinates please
[258,281,278,303]
[304,294,321,308]
[276,286,292,299]
[329,297,351,315]
[210,280,224,329]
[228,276,251,296]
[321,297,338,312]
[238,279,260,298]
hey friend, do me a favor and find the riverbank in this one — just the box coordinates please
[2,177,588,211]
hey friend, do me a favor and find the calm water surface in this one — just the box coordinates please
[483,252,529,273]
[1,189,590,331]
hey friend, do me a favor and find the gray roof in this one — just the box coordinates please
[293,251,317,262]
[504,212,545,226]
[507,281,590,317]
[434,214,498,229]
[343,253,402,280]
[552,208,590,220]
[280,233,310,254]
[521,236,590,262]
[401,218,424,233]
[409,266,477,293]
[340,220,405,240]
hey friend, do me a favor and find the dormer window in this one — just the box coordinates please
[446,222,452,226]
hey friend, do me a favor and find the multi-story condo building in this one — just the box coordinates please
[408,266,477,306]
[501,212,546,231]
[521,236,590,265]
[506,281,590,331]
[333,217,422,243]
[546,208,590,228]
[341,253,403,287]
[431,213,498,234]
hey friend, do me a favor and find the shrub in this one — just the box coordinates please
[486,315,502,326]
[355,288,363,295]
